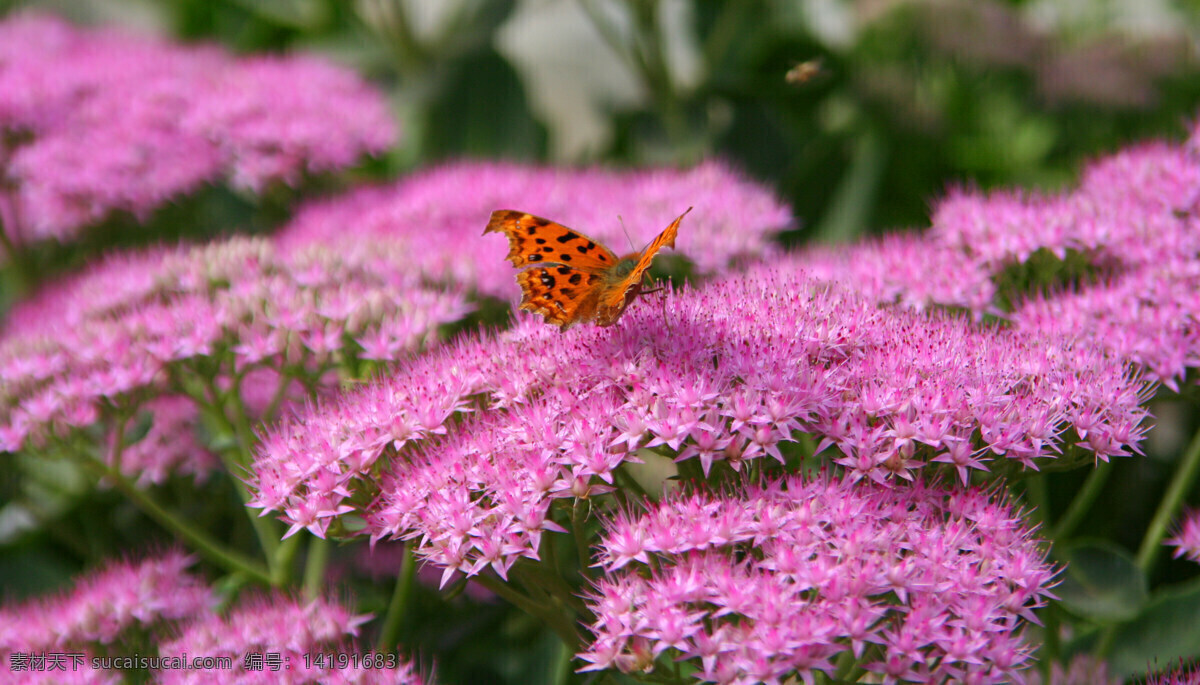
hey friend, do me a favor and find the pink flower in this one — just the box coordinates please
[104,396,219,487]
[796,139,1200,394]
[250,256,1148,580]
[0,235,472,487]
[579,476,1055,684]
[0,551,213,652]
[0,550,428,685]
[1167,510,1200,565]
[0,12,396,250]
[277,160,792,300]
[1139,660,1200,685]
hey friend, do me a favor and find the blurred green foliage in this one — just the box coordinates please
[58,0,1200,244]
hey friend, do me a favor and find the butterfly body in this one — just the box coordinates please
[485,208,691,329]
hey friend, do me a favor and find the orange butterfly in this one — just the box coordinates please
[484,207,692,330]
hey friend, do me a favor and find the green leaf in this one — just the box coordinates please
[1056,541,1148,622]
[1107,577,1200,677]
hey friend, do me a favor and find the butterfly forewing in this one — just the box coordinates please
[484,210,620,272]
[597,207,692,319]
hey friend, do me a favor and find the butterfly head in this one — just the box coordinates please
[611,255,642,279]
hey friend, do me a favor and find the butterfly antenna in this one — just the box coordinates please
[618,214,637,251]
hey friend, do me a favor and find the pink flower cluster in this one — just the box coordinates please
[105,396,218,487]
[248,257,1148,579]
[799,138,1200,391]
[1167,510,1200,565]
[157,596,427,685]
[0,13,395,247]
[578,476,1055,684]
[277,160,791,300]
[1141,661,1200,685]
[0,552,427,684]
[0,551,213,651]
[0,235,472,485]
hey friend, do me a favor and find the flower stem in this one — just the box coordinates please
[515,559,587,615]
[83,456,271,584]
[1136,423,1200,574]
[302,535,330,600]
[474,573,580,651]
[0,207,31,294]
[1022,471,1049,529]
[198,375,282,575]
[377,541,416,652]
[571,498,593,579]
[0,143,33,294]
[1052,460,1114,540]
[271,531,302,587]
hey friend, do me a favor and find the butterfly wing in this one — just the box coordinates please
[515,265,605,330]
[595,207,691,325]
[484,210,620,272]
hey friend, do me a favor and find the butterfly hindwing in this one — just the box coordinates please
[515,265,604,330]
[484,210,620,272]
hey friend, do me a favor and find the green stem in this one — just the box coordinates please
[1136,424,1200,574]
[1022,471,1049,530]
[0,204,30,293]
[0,141,33,293]
[377,541,416,652]
[1099,422,1200,658]
[198,376,282,573]
[832,648,857,681]
[261,368,295,423]
[302,535,330,600]
[223,376,259,467]
[83,457,271,584]
[514,560,587,615]
[272,531,302,587]
[475,572,580,652]
[552,636,574,685]
[572,498,594,579]
[615,463,651,500]
[1052,460,1114,540]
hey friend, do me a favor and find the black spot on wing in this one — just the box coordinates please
[542,246,554,253]
[528,254,543,262]
[539,273,556,288]
[560,288,576,299]
[568,273,582,285]
[535,238,547,245]
[561,254,573,262]
[555,266,571,275]
[557,231,579,243]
